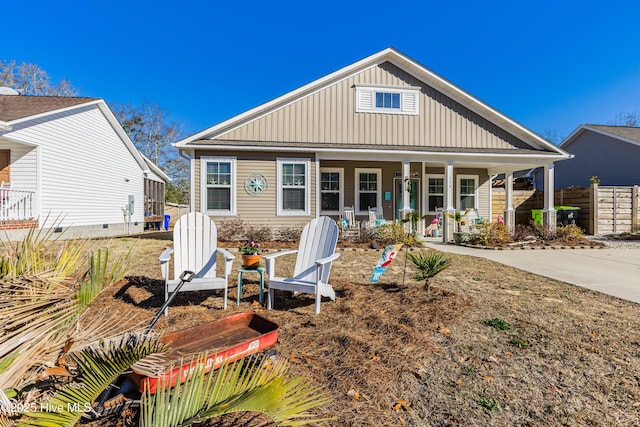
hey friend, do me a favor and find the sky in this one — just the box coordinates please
[2,0,640,143]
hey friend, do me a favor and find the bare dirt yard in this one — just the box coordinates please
[88,236,640,426]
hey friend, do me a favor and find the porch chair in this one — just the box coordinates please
[265,216,340,314]
[159,212,234,315]
[366,207,386,228]
[340,206,360,239]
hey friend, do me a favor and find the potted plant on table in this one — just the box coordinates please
[240,239,264,269]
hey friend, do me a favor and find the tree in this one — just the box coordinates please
[539,129,564,144]
[111,102,189,204]
[0,60,79,96]
[610,111,640,127]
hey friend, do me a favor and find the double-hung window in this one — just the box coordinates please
[457,175,478,210]
[320,168,343,214]
[426,175,444,212]
[277,158,310,216]
[202,156,236,215]
[355,168,381,214]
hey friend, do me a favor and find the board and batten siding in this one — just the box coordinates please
[5,105,145,228]
[557,132,640,188]
[195,151,316,226]
[217,62,531,151]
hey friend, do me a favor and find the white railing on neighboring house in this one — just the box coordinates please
[0,189,36,221]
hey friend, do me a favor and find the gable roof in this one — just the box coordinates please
[0,95,170,182]
[0,95,99,122]
[176,47,569,158]
[561,125,640,150]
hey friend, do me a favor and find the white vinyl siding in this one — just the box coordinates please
[277,158,310,216]
[4,105,145,229]
[201,156,236,216]
[320,167,343,215]
[355,168,381,215]
[457,175,478,210]
[355,85,419,115]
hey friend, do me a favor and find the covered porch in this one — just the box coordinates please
[317,151,560,242]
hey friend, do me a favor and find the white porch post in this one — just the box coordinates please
[504,171,515,229]
[543,162,556,229]
[402,159,411,232]
[443,161,454,241]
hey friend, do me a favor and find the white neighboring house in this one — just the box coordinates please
[0,92,170,241]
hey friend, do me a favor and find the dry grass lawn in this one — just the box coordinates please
[87,236,640,426]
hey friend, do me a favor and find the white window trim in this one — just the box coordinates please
[320,167,344,215]
[457,174,478,210]
[425,174,445,214]
[277,158,311,216]
[355,85,419,115]
[201,156,236,216]
[355,168,382,215]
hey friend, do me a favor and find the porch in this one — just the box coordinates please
[0,187,37,230]
[318,157,558,242]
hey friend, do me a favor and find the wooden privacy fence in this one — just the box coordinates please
[591,184,639,235]
[491,185,639,235]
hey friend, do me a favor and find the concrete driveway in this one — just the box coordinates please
[422,239,640,304]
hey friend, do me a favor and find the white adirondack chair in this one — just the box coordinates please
[159,212,234,315]
[265,216,340,314]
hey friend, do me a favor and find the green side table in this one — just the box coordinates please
[237,266,265,306]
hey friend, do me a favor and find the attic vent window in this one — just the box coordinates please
[356,85,419,115]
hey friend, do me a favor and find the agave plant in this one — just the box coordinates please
[141,355,331,427]
[406,250,451,291]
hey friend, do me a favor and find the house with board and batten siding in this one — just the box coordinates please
[0,93,170,240]
[175,47,571,241]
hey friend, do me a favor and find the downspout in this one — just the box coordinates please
[179,149,193,212]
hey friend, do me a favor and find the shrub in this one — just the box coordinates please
[468,223,512,246]
[217,218,248,241]
[376,223,414,246]
[358,226,378,244]
[555,224,585,242]
[274,225,304,242]
[512,224,535,241]
[244,224,272,242]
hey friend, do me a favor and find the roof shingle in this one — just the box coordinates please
[0,95,98,122]
[586,125,640,143]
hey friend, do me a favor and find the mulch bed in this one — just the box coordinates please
[85,238,640,427]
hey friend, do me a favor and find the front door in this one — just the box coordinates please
[394,178,419,221]
[0,150,10,184]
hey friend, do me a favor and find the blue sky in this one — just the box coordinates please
[2,0,640,142]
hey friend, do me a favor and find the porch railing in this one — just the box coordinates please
[0,189,36,221]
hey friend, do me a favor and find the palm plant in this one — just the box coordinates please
[18,333,166,427]
[141,354,331,427]
[406,250,451,291]
[444,208,472,232]
[0,235,135,396]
